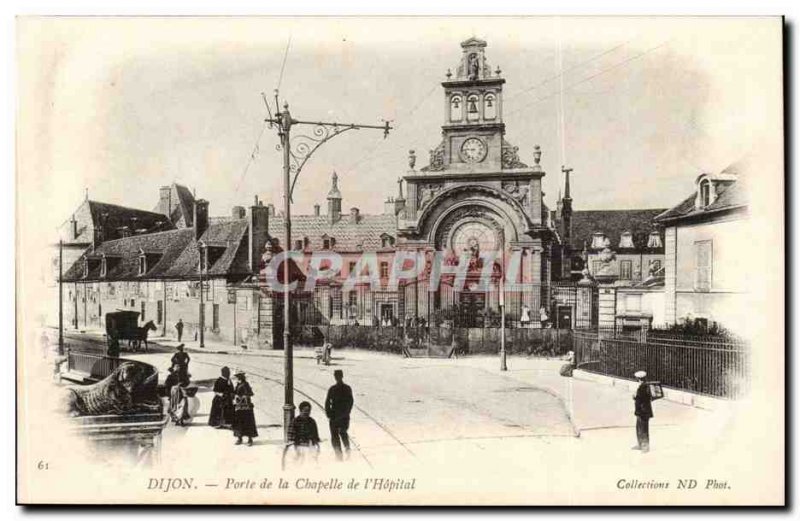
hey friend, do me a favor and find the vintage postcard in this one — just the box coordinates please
[15,16,784,505]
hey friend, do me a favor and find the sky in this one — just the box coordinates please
[17,16,783,231]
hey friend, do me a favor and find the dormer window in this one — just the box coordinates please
[138,254,147,276]
[590,233,610,249]
[450,94,463,122]
[381,234,395,248]
[322,237,331,250]
[619,232,635,249]
[699,179,711,207]
[294,239,303,251]
[647,231,663,249]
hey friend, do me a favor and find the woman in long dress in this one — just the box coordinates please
[232,371,258,446]
[208,366,234,429]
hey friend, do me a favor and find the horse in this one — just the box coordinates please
[129,320,157,352]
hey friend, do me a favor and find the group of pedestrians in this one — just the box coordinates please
[285,369,354,462]
[207,366,259,446]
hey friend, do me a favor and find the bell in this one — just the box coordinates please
[468,99,478,114]
[452,99,460,109]
[486,98,493,108]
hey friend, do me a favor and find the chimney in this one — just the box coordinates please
[194,199,209,240]
[249,204,270,274]
[384,196,406,216]
[314,204,321,217]
[232,206,246,220]
[159,185,172,218]
[266,203,276,217]
[349,208,360,224]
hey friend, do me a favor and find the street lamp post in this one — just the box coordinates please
[264,93,391,441]
[500,232,507,371]
[198,243,206,348]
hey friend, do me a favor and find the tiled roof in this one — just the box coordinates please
[63,220,251,282]
[84,201,174,242]
[569,209,666,252]
[655,181,747,224]
[267,213,397,252]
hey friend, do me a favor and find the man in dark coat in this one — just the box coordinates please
[325,370,354,460]
[175,318,184,342]
[632,370,653,452]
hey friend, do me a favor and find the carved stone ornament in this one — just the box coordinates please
[417,183,443,209]
[502,180,530,205]
[423,142,445,172]
[501,141,528,169]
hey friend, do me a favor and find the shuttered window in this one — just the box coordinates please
[694,240,713,291]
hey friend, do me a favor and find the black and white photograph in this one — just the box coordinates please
[14,15,784,506]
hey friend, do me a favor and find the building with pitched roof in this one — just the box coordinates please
[61,190,274,347]
[655,162,749,331]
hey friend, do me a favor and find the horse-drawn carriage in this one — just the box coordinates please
[105,311,156,355]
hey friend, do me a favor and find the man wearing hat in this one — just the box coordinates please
[325,370,354,460]
[632,370,653,452]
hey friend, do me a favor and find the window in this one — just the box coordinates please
[591,260,602,274]
[590,233,608,249]
[619,232,634,249]
[100,257,107,278]
[348,261,357,275]
[450,95,463,122]
[83,260,89,278]
[212,304,219,330]
[620,260,633,280]
[694,240,713,291]
[699,180,711,207]
[484,93,497,119]
[322,237,331,250]
[294,239,303,251]
[380,261,390,279]
[466,94,480,121]
[198,243,208,271]
[381,235,394,248]
[647,231,663,249]
[138,255,146,276]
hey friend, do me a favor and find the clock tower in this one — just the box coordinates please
[439,37,507,174]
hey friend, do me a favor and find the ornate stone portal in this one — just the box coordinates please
[396,38,553,299]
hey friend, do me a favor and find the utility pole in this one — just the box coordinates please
[264,91,391,441]
[58,240,64,356]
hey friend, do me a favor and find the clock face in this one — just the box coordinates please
[460,137,487,163]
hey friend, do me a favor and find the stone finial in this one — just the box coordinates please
[445,68,452,79]
[533,145,542,165]
[495,66,502,77]
[408,150,416,170]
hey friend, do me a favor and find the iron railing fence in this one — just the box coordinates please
[573,328,750,399]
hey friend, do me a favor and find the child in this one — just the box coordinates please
[287,401,320,463]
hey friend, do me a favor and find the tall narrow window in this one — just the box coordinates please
[484,93,497,119]
[380,261,390,279]
[699,180,711,208]
[694,240,713,291]
[620,260,633,280]
[138,255,146,276]
[450,95,463,122]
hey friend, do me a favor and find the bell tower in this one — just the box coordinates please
[436,37,506,173]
